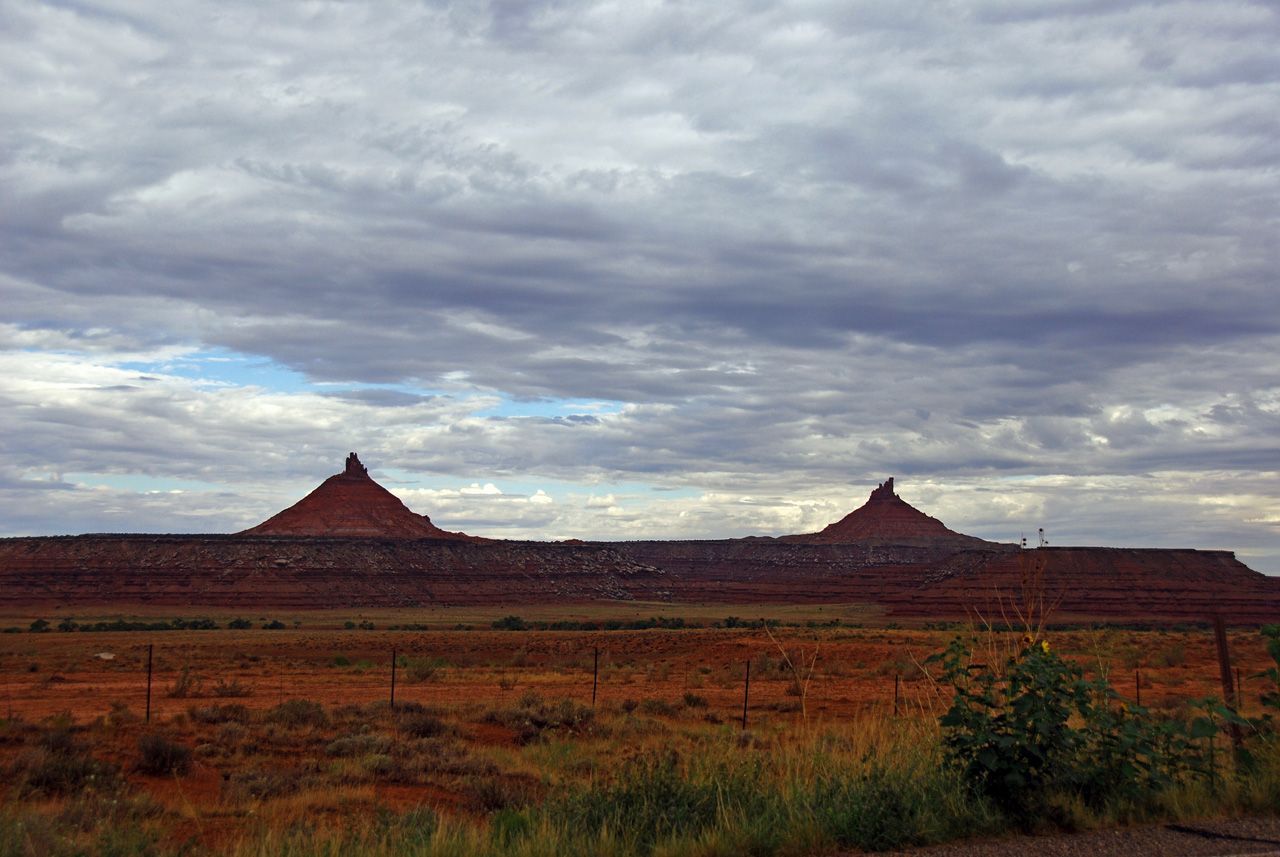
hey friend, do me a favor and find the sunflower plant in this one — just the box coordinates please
[927,635,1188,825]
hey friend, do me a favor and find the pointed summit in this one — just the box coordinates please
[785,478,997,547]
[241,454,478,539]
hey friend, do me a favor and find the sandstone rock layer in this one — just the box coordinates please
[2,462,1277,624]
[241,454,477,540]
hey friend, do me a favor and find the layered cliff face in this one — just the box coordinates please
[241,453,478,540]
[1,464,1276,623]
[0,536,667,608]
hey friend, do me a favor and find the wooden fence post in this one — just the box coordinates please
[1213,614,1242,748]
[145,643,153,723]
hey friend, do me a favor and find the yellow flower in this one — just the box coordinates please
[1021,634,1033,646]
[1041,640,1051,654]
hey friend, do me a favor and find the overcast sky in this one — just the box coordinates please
[3,0,1278,572]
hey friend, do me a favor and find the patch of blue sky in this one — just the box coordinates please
[63,473,226,493]
[117,348,314,393]
[114,347,627,421]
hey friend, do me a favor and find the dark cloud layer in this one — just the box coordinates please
[1,0,1277,571]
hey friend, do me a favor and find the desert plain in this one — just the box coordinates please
[3,601,1277,853]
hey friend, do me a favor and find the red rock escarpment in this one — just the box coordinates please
[0,536,667,608]
[2,466,1276,623]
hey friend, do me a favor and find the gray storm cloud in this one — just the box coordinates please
[1,0,1277,570]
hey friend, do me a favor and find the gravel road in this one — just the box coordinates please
[879,816,1280,857]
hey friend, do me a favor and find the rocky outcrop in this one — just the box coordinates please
[783,478,1000,548]
[241,453,478,540]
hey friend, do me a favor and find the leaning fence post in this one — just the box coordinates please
[894,673,900,717]
[592,646,599,705]
[741,660,751,730]
[1212,614,1242,748]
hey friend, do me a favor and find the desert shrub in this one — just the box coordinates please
[135,734,192,776]
[267,699,329,729]
[215,722,247,743]
[359,753,397,778]
[638,698,677,717]
[486,691,595,745]
[681,691,708,709]
[326,734,392,757]
[166,666,202,698]
[13,727,122,797]
[262,619,286,630]
[400,711,450,739]
[463,775,535,812]
[12,748,122,797]
[211,677,252,697]
[188,703,251,725]
[492,615,528,631]
[223,766,320,801]
[1151,642,1188,669]
[0,717,39,746]
[228,617,252,629]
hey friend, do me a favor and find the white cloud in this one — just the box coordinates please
[1,0,1277,571]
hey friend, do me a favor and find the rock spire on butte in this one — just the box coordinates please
[241,453,478,540]
[784,477,999,547]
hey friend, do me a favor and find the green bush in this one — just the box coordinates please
[928,635,1244,825]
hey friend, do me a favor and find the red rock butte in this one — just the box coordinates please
[240,453,478,540]
[2,460,1278,622]
[785,477,997,548]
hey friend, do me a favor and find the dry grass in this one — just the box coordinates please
[2,618,1279,856]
